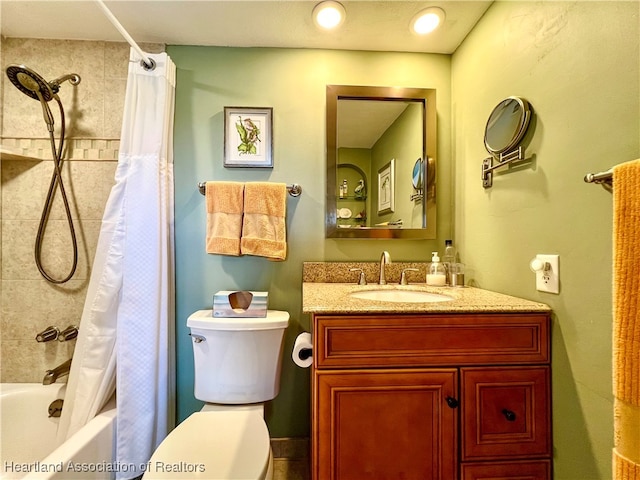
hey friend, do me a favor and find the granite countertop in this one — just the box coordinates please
[302,282,551,314]
[302,261,551,314]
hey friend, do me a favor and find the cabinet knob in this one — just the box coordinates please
[502,409,516,421]
[445,396,459,409]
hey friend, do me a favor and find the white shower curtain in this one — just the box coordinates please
[56,49,176,480]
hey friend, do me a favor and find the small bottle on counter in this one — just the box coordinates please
[442,239,457,285]
[426,251,447,286]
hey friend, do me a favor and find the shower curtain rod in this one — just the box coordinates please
[95,0,155,70]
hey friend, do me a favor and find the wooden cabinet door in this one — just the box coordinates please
[313,368,458,480]
[461,366,551,461]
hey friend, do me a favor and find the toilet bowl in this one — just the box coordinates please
[143,310,289,480]
[144,406,273,479]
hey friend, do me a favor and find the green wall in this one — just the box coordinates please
[169,2,639,476]
[371,102,423,226]
[168,46,452,438]
[452,2,639,479]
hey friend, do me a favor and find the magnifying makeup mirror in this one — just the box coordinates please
[481,96,533,188]
[412,158,423,190]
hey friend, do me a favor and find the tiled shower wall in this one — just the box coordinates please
[0,37,164,382]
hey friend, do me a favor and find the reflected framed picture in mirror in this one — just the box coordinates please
[224,106,273,168]
[377,159,395,215]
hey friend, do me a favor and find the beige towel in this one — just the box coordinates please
[205,181,244,255]
[241,182,287,260]
[612,158,640,479]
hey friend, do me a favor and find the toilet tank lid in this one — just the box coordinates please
[188,309,289,330]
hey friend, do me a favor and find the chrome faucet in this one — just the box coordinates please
[42,359,72,385]
[379,251,391,285]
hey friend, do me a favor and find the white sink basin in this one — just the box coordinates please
[349,289,453,303]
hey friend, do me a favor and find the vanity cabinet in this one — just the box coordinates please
[311,312,552,480]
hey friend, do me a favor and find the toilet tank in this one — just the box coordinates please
[187,310,289,404]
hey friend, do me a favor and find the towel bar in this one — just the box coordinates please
[584,169,613,191]
[198,182,302,197]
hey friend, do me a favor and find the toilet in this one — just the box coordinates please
[144,309,289,479]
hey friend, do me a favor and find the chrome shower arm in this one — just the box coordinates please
[49,73,81,93]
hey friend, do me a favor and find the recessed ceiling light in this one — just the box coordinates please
[313,1,346,30]
[411,7,445,35]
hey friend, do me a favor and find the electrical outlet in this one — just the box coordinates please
[531,254,560,294]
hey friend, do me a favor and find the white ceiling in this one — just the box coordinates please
[1,1,492,149]
[1,1,492,54]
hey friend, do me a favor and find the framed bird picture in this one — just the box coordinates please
[223,107,273,168]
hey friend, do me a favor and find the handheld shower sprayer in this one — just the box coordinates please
[5,64,82,284]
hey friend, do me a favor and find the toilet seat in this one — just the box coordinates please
[143,410,271,479]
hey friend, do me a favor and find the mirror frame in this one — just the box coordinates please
[325,85,437,239]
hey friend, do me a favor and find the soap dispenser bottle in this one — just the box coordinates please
[426,251,447,286]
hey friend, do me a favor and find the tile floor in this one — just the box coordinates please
[271,438,310,480]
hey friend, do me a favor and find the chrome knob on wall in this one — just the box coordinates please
[58,325,79,342]
[35,326,59,342]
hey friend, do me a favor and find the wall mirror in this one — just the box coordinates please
[481,96,532,188]
[326,85,437,239]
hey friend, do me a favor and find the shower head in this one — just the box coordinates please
[6,64,55,101]
[5,64,81,101]
[5,65,81,133]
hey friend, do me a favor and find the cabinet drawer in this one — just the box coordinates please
[461,460,551,479]
[461,366,551,461]
[314,313,549,368]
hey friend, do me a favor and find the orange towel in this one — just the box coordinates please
[205,181,244,256]
[612,158,640,478]
[241,182,287,260]
[613,158,640,405]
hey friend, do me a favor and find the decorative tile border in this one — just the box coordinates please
[1,137,120,161]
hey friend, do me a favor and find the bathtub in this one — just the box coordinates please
[1,384,116,480]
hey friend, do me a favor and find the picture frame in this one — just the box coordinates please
[377,159,395,215]
[224,107,273,168]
